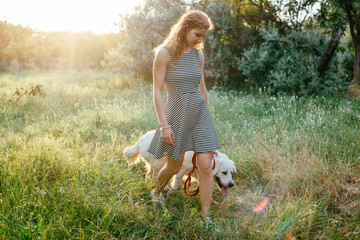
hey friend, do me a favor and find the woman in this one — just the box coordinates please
[148,10,221,218]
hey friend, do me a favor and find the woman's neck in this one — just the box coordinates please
[182,47,191,54]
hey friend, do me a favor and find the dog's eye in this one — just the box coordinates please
[223,171,227,175]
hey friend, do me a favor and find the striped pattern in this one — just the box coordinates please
[148,48,221,160]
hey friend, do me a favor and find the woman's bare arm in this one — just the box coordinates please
[198,50,208,107]
[153,48,169,127]
[153,48,175,146]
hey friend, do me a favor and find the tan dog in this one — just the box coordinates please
[123,130,236,195]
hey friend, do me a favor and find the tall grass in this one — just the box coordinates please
[1,70,359,239]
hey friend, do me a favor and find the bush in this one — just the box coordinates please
[338,50,354,81]
[196,0,261,90]
[240,27,350,96]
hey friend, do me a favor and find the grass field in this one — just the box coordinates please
[1,70,359,239]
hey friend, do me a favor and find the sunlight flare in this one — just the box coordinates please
[0,0,143,33]
[253,197,269,213]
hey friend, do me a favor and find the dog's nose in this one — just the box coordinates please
[228,182,234,188]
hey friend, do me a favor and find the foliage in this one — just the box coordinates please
[104,0,354,93]
[316,0,347,32]
[338,48,354,78]
[0,21,14,70]
[11,84,47,103]
[1,0,359,92]
[198,0,322,89]
[200,1,243,88]
[1,71,359,239]
[102,0,186,80]
[197,0,260,89]
[45,31,119,70]
[272,0,319,31]
[316,0,360,85]
[32,32,62,70]
[240,26,349,96]
[0,21,118,71]
[104,0,280,87]
[0,22,34,71]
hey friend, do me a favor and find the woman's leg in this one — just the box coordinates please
[154,153,185,195]
[196,152,213,217]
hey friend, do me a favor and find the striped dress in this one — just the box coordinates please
[148,48,221,160]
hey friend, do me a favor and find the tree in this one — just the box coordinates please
[272,0,319,31]
[85,33,119,69]
[0,21,14,70]
[343,0,360,85]
[0,21,36,71]
[103,0,187,80]
[317,30,343,76]
[5,24,34,71]
[231,0,283,30]
[32,32,62,70]
[193,0,286,88]
[318,0,360,85]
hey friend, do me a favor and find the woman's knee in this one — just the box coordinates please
[166,155,184,175]
[164,164,181,175]
[196,152,212,174]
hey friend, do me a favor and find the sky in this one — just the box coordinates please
[0,0,143,34]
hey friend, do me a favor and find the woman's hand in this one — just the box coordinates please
[161,128,176,146]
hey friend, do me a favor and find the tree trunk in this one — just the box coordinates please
[318,30,343,76]
[354,42,360,85]
[344,3,360,85]
[260,0,267,27]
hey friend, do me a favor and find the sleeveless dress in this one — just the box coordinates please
[148,48,221,160]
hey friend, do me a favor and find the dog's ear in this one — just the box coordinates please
[232,162,237,173]
[212,156,222,175]
[227,159,237,173]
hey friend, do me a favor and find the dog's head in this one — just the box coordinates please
[212,152,236,196]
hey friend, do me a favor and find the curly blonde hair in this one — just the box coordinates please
[154,10,213,65]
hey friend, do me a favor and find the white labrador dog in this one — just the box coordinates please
[123,130,236,195]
